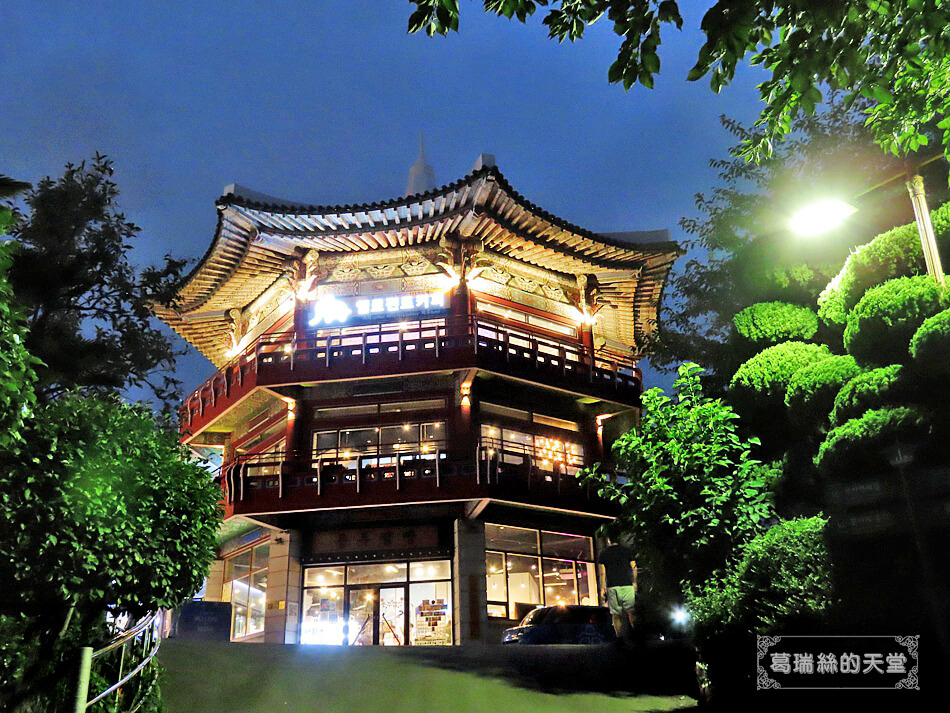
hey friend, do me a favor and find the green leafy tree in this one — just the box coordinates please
[0,395,222,712]
[583,362,773,597]
[6,155,189,410]
[0,243,38,449]
[408,1,950,160]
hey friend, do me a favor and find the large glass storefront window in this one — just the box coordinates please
[223,543,269,639]
[312,421,447,483]
[484,525,595,619]
[480,426,584,474]
[301,559,452,646]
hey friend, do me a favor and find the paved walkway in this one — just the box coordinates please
[159,640,700,713]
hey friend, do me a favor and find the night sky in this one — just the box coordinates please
[2,3,767,396]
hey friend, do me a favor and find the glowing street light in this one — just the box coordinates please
[788,199,857,237]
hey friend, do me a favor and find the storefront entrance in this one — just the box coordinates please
[347,586,406,646]
[301,560,453,646]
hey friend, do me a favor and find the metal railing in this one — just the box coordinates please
[73,612,162,713]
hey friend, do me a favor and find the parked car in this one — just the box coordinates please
[502,605,616,645]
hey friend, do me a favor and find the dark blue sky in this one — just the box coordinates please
[2,2,766,395]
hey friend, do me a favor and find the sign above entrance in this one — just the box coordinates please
[309,292,447,328]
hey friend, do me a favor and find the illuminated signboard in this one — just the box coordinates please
[309,292,446,328]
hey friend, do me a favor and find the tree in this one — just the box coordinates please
[408,1,950,161]
[0,242,37,450]
[583,362,774,598]
[5,155,189,410]
[0,394,222,712]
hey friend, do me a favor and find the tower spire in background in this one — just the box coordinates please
[405,133,436,196]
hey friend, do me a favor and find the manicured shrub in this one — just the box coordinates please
[688,517,833,703]
[910,308,950,376]
[817,201,950,326]
[733,301,819,349]
[730,342,832,412]
[785,355,862,428]
[688,516,832,639]
[815,406,930,477]
[830,364,908,427]
[843,275,947,365]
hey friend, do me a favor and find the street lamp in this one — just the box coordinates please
[789,162,946,288]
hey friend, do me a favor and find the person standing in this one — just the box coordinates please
[597,536,638,639]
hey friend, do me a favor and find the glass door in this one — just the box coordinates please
[378,586,406,646]
[347,588,375,646]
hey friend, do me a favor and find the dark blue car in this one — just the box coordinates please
[502,605,616,645]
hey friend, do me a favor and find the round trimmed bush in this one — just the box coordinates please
[816,406,930,477]
[818,201,950,326]
[785,355,862,428]
[733,301,819,350]
[910,308,950,376]
[831,364,908,427]
[843,275,947,365]
[730,341,832,412]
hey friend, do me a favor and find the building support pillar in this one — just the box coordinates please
[453,518,487,644]
[264,529,303,644]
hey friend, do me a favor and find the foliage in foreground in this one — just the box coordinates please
[0,396,221,711]
[0,242,37,449]
[583,362,773,596]
[687,516,833,640]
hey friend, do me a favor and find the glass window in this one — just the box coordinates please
[301,586,345,645]
[541,531,593,560]
[380,399,445,413]
[409,582,453,645]
[304,566,345,587]
[421,422,444,443]
[486,552,506,614]
[541,558,576,606]
[379,424,418,448]
[409,560,450,581]
[577,561,598,606]
[313,431,339,452]
[480,402,530,421]
[506,554,542,620]
[224,543,269,639]
[313,404,379,420]
[346,562,407,585]
[340,428,379,452]
[485,524,538,554]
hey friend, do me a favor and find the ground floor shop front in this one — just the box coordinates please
[201,511,605,646]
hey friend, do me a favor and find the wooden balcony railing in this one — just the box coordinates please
[182,316,642,428]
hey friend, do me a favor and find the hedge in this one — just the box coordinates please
[785,355,862,428]
[910,308,950,376]
[816,406,930,477]
[843,275,947,365]
[733,301,819,350]
[730,342,832,413]
[830,364,908,428]
[817,201,950,326]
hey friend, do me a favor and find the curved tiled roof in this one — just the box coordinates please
[154,164,682,367]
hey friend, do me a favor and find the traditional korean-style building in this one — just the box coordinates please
[156,152,681,646]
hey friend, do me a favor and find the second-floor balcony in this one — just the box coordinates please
[215,434,616,520]
[182,316,642,431]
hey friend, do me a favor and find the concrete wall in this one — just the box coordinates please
[453,518,487,643]
[264,529,303,644]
